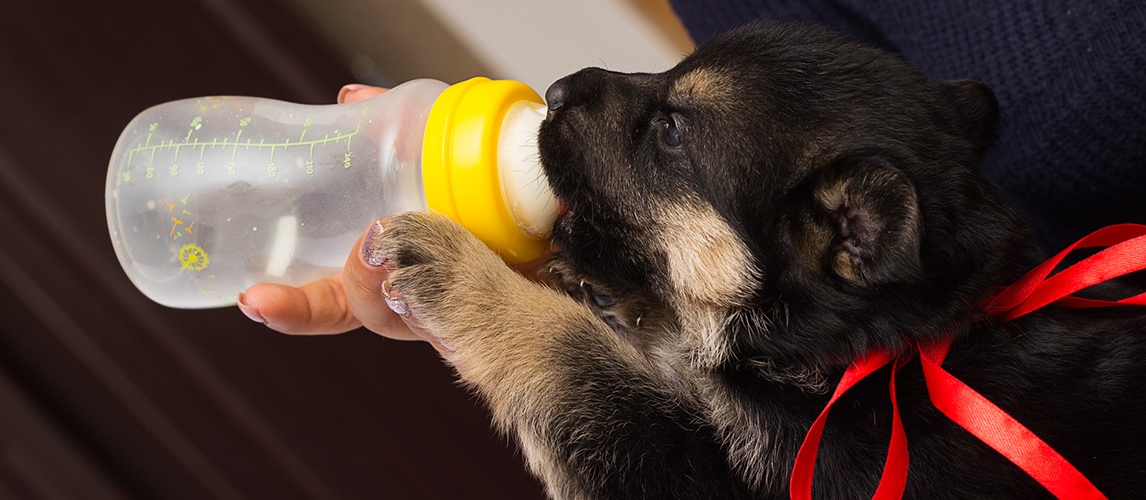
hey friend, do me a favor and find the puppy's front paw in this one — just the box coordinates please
[370,212,514,351]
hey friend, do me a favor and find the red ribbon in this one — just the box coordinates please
[791,224,1146,500]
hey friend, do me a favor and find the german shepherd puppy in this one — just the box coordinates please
[375,21,1146,499]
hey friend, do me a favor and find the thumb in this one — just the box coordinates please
[236,220,420,340]
[238,275,360,335]
[341,220,423,341]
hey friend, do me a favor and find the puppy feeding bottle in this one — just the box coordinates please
[106,77,558,309]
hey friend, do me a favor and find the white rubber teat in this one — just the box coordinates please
[498,101,559,238]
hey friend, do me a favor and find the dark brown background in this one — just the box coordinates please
[0,0,544,498]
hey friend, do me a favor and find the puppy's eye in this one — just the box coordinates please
[658,115,683,149]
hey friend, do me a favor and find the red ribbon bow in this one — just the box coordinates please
[791,224,1146,500]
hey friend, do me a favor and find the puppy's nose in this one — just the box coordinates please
[545,80,567,119]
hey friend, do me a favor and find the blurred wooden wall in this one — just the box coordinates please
[0,0,543,498]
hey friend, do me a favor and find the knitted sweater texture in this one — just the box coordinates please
[668,0,1145,251]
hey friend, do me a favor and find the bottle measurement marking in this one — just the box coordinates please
[126,120,361,166]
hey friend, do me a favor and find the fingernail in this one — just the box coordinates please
[362,220,387,266]
[382,279,409,315]
[337,84,371,104]
[385,295,411,316]
[236,293,266,323]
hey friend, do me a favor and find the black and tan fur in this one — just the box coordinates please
[375,22,1146,499]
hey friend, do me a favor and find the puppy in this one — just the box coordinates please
[375,21,1146,499]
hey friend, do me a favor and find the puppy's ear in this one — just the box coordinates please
[942,80,998,154]
[812,160,923,285]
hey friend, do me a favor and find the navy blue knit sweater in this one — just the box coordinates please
[668,0,1145,251]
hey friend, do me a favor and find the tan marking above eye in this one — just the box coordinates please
[671,68,733,105]
[673,70,716,97]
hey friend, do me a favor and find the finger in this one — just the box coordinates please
[238,276,361,335]
[342,220,423,341]
[337,84,388,104]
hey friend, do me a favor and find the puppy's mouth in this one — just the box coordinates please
[545,185,599,260]
[547,199,571,254]
[549,196,576,249]
[537,109,600,260]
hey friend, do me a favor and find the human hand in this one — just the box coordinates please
[236,84,411,337]
[237,218,423,339]
[236,84,547,344]
[239,216,548,344]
